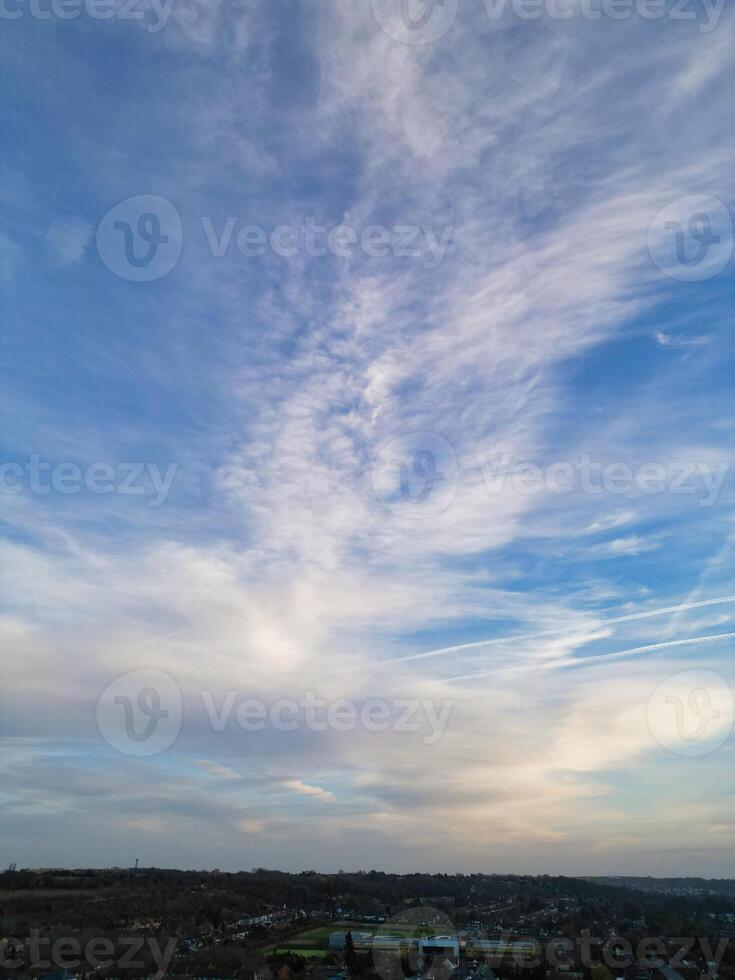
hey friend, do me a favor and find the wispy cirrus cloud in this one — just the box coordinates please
[1,0,734,875]
[656,330,712,348]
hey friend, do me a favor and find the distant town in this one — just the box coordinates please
[1,867,734,980]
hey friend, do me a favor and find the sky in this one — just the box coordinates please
[1,0,734,877]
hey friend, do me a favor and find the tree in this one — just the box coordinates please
[345,931,362,977]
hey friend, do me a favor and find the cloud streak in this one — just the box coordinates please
[1,1,734,874]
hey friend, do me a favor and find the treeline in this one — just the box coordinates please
[1,867,733,933]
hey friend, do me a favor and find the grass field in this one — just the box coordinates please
[283,921,442,949]
[266,919,446,962]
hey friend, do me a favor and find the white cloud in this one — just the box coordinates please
[46,218,92,267]
[3,0,735,873]
[191,759,242,780]
[282,780,336,804]
[656,331,711,348]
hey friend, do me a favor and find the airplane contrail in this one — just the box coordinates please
[373,594,735,668]
[444,630,735,683]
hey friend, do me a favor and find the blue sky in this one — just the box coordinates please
[1,0,734,875]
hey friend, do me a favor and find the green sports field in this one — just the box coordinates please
[269,947,331,959]
[277,920,441,951]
